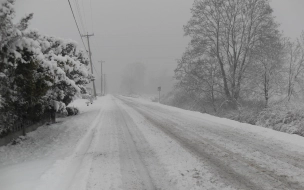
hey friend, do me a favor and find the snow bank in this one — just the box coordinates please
[121,96,304,151]
[0,97,105,190]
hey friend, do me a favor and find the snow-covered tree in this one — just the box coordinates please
[0,0,36,130]
[39,35,93,109]
[182,0,278,108]
[175,47,221,112]
[0,0,93,132]
[247,23,285,107]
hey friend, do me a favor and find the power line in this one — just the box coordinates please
[67,0,88,52]
[81,0,88,32]
[71,0,92,60]
[90,0,94,33]
[70,0,98,86]
[89,0,94,33]
[74,0,86,34]
[82,33,97,97]
[92,62,100,77]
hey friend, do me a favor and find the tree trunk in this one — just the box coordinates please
[264,71,269,108]
[21,123,25,136]
[228,98,238,110]
[210,85,217,113]
[50,109,56,123]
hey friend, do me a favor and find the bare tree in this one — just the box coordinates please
[175,46,221,112]
[183,0,277,108]
[284,34,304,101]
[249,26,284,107]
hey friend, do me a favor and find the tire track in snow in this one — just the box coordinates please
[113,99,156,190]
[121,96,304,187]
[86,100,122,190]
[115,97,179,190]
[133,99,304,170]
[116,97,235,190]
[127,103,260,190]
[34,107,105,190]
[119,96,304,190]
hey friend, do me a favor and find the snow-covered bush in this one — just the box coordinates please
[81,93,90,99]
[0,0,93,134]
[73,107,79,115]
[66,107,79,116]
[223,107,261,125]
[256,103,304,136]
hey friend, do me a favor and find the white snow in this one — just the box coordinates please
[0,97,105,190]
[1,95,304,189]
[131,95,304,151]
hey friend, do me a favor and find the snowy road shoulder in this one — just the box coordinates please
[0,96,106,190]
[121,95,304,151]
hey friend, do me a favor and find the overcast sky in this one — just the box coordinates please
[14,0,304,94]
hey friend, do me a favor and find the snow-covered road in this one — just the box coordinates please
[1,95,304,190]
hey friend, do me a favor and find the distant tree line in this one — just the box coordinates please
[0,0,93,135]
[175,0,304,112]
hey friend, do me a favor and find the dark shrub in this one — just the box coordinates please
[73,107,79,115]
[66,107,79,116]
[66,107,75,116]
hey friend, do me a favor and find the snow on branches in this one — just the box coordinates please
[0,0,93,129]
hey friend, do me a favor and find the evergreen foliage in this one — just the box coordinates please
[0,0,93,135]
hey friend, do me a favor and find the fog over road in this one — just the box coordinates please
[2,95,304,190]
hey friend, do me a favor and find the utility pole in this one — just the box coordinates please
[104,74,106,95]
[82,32,97,98]
[98,61,105,96]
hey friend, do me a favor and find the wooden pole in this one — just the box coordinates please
[82,33,97,98]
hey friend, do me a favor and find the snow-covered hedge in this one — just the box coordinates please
[0,0,93,135]
[257,104,304,136]
[163,89,304,137]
